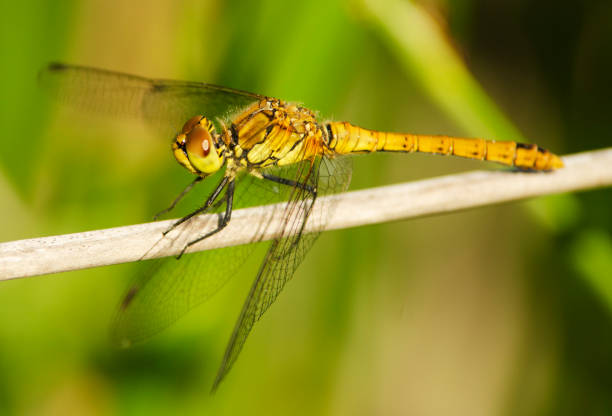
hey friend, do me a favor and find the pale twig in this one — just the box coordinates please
[1,148,611,281]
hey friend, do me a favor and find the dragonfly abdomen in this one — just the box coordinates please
[326,122,563,170]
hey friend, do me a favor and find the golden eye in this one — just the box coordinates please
[185,126,211,159]
[174,116,224,175]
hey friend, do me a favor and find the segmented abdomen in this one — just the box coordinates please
[326,122,563,170]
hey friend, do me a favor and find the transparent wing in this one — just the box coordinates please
[111,170,288,345]
[39,63,264,137]
[212,155,352,390]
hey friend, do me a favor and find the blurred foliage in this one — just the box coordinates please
[0,0,611,415]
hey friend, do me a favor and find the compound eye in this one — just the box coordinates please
[181,115,204,134]
[185,126,213,158]
[174,116,223,175]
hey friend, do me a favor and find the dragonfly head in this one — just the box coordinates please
[173,115,225,176]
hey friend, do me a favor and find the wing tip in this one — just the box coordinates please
[210,375,222,394]
[210,353,232,393]
[108,317,133,349]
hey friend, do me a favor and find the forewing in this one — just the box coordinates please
[112,170,288,345]
[39,63,263,137]
[212,155,352,389]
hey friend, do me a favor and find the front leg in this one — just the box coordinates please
[177,179,236,258]
[164,175,230,236]
[154,176,203,220]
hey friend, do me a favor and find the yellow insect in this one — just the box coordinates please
[41,63,563,390]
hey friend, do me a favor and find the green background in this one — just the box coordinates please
[1,0,611,414]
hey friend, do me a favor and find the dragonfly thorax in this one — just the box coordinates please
[173,115,225,176]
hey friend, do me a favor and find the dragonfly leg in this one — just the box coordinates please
[261,172,317,252]
[164,175,229,236]
[177,179,236,258]
[154,176,203,220]
[261,173,317,198]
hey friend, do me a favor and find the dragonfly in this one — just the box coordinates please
[40,63,563,390]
